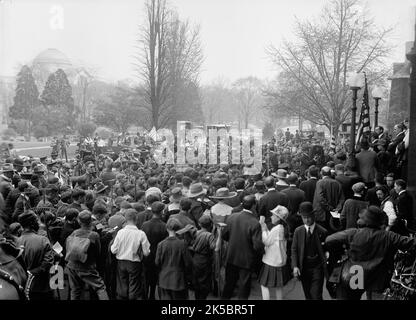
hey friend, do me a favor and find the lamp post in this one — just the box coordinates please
[371,86,383,128]
[347,72,365,157]
[406,12,416,218]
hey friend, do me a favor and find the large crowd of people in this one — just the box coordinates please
[0,121,415,301]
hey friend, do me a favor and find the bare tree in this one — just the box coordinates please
[265,0,393,136]
[201,78,234,124]
[232,76,264,129]
[136,0,203,129]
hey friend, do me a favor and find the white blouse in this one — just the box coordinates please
[261,224,287,267]
[382,200,397,226]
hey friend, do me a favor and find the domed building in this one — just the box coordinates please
[0,47,93,125]
[31,48,76,90]
[32,48,73,71]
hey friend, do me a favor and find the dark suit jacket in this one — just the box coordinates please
[299,178,317,203]
[282,186,306,233]
[136,209,153,229]
[335,174,354,200]
[222,210,264,270]
[291,224,328,274]
[282,186,306,214]
[355,150,378,183]
[155,236,192,290]
[313,177,345,222]
[365,187,381,207]
[258,190,289,225]
[142,217,168,269]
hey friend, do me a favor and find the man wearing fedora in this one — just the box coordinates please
[210,187,236,225]
[258,176,289,229]
[291,202,328,300]
[221,195,264,300]
[164,187,182,221]
[273,169,289,192]
[187,183,210,227]
[1,163,16,182]
[13,157,25,175]
[94,182,109,199]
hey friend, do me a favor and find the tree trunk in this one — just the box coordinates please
[27,118,31,140]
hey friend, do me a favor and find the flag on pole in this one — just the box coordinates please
[330,134,336,152]
[356,74,371,146]
[330,124,336,152]
[148,126,159,141]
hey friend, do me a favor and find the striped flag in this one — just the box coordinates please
[148,127,158,141]
[330,125,336,152]
[356,74,371,146]
[330,134,336,152]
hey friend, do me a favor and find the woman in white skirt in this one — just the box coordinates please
[258,205,289,300]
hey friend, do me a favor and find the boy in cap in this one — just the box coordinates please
[155,218,193,300]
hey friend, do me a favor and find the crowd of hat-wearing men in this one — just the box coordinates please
[0,121,415,301]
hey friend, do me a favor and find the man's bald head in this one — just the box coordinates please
[242,195,256,211]
[264,177,275,188]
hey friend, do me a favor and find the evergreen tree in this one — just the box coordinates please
[9,65,39,138]
[40,69,75,135]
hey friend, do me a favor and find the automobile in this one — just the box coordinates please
[15,136,26,142]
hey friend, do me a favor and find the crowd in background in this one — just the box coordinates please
[0,120,415,301]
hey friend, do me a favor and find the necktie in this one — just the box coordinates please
[307,228,312,240]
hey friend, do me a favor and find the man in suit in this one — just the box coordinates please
[282,173,306,234]
[394,179,414,233]
[221,195,264,299]
[313,166,344,231]
[291,202,327,300]
[334,164,354,200]
[299,165,319,203]
[273,169,289,192]
[355,140,378,188]
[141,201,168,300]
[258,176,289,228]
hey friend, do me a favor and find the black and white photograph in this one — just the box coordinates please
[1,0,416,304]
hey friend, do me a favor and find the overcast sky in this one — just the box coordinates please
[1,0,416,85]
